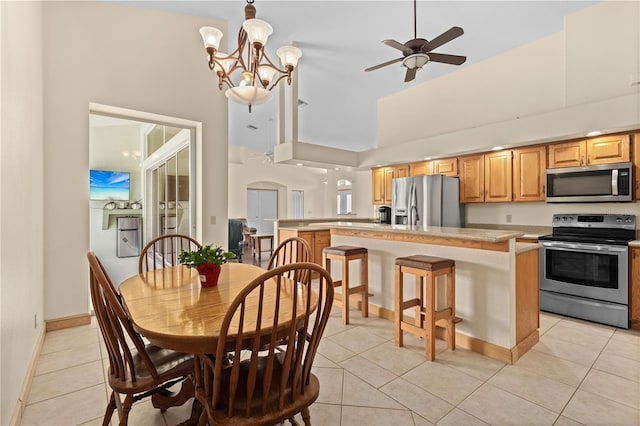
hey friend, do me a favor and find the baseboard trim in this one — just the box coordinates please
[45,313,91,332]
[10,325,46,426]
[369,304,534,364]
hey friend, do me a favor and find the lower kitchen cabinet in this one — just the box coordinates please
[631,247,640,330]
[278,228,331,269]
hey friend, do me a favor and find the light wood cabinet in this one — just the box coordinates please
[394,165,409,178]
[459,155,485,203]
[409,161,431,176]
[278,229,331,272]
[631,247,640,330]
[513,146,546,202]
[372,167,395,205]
[432,157,458,176]
[485,150,512,202]
[633,133,640,200]
[548,134,630,168]
[516,248,539,346]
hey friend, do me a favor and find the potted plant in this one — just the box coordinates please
[178,245,236,287]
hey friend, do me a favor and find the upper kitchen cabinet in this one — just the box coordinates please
[371,166,395,205]
[409,161,431,176]
[548,134,630,168]
[634,133,640,200]
[432,157,458,176]
[460,151,512,203]
[513,146,546,202]
[484,150,513,202]
[394,164,409,178]
[459,155,485,203]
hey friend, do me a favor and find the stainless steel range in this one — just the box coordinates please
[539,214,636,328]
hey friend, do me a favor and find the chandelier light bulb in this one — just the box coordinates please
[276,45,302,69]
[199,27,223,51]
[242,19,273,46]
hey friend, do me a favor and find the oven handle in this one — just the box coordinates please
[540,241,628,254]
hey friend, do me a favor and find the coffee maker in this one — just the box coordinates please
[378,206,391,224]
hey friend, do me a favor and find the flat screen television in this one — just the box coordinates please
[90,170,130,201]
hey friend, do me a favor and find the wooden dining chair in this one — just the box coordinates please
[88,252,195,425]
[139,233,201,273]
[267,237,312,282]
[193,262,334,426]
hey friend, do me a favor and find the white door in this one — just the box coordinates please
[247,189,277,234]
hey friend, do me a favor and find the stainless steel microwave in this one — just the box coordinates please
[546,162,633,203]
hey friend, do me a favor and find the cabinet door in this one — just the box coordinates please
[394,165,409,178]
[409,161,431,176]
[384,167,394,204]
[634,133,640,200]
[513,146,546,202]
[485,150,512,202]
[433,157,458,176]
[548,140,586,168]
[587,134,630,165]
[631,248,640,330]
[313,231,331,266]
[459,155,485,203]
[371,168,386,204]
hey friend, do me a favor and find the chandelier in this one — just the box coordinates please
[199,0,302,110]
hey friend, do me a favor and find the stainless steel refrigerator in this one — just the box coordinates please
[391,175,464,227]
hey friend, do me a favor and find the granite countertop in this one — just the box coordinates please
[466,223,552,239]
[317,221,524,243]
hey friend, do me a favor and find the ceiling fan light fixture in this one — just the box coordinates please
[403,53,430,70]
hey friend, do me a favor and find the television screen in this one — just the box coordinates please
[90,170,130,201]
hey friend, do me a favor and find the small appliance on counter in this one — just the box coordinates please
[378,206,391,224]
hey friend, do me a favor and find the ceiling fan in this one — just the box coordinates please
[365,0,467,82]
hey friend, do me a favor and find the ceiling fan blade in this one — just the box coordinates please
[425,26,464,51]
[365,57,403,72]
[383,39,413,54]
[428,53,467,66]
[404,68,417,82]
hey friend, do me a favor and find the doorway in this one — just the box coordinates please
[247,189,277,234]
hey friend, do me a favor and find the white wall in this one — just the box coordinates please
[0,2,45,424]
[228,146,332,219]
[42,2,227,320]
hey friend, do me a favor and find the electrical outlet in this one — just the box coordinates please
[210,216,216,225]
[506,214,512,223]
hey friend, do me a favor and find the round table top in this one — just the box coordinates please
[118,262,315,354]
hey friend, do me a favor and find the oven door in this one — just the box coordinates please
[540,241,628,305]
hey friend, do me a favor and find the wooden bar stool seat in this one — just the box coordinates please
[394,255,457,361]
[323,245,369,325]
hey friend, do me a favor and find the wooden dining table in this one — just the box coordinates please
[118,262,317,355]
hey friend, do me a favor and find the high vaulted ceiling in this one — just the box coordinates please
[114,0,597,157]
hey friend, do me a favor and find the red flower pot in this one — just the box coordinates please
[196,263,221,287]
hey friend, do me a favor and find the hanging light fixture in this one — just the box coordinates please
[199,0,302,111]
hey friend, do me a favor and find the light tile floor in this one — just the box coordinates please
[21,309,640,426]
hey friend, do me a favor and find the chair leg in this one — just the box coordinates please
[102,391,117,426]
[118,394,134,426]
[301,406,312,426]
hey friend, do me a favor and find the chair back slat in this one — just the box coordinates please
[203,262,333,422]
[88,252,159,383]
[139,234,201,273]
[267,238,312,282]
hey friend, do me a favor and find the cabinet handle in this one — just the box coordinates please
[542,185,545,194]
[587,155,591,164]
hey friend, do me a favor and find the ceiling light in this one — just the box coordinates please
[199,0,302,111]
[492,145,505,151]
[423,157,432,161]
[402,53,430,70]
[586,130,603,137]
[296,163,303,166]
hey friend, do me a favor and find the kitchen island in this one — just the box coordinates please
[280,221,540,364]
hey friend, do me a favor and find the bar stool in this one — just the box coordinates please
[394,255,456,361]
[323,245,369,325]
